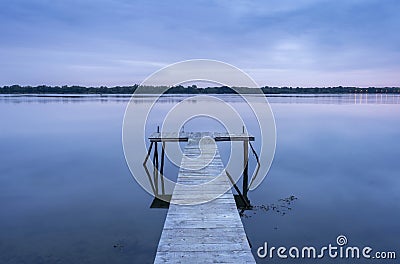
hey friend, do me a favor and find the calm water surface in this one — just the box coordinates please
[0,94,399,263]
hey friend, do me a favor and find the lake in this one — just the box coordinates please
[0,94,399,263]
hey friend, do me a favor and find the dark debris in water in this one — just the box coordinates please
[239,195,298,218]
[112,242,125,251]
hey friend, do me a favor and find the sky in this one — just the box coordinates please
[0,0,399,87]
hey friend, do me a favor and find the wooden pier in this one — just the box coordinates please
[153,132,256,263]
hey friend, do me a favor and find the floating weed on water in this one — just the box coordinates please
[239,195,298,218]
[279,195,298,205]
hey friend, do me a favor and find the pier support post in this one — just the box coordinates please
[160,142,166,195]
[243,140,249,202]
[153,142,159,195]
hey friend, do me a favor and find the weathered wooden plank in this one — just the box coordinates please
[154,133,255,263]
[154,251,255,263]
[149,131,254,142]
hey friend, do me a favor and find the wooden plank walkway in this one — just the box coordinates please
[154,133,255,263]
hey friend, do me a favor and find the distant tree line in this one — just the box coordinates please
[261,86,400,94]
[0,85,139,94]
[1,84,400,94]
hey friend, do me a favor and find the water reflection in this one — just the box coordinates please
[1,94,400,105]
[0,95,399,263]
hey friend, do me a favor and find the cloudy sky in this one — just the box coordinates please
[1,0,399,87]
